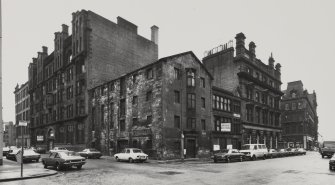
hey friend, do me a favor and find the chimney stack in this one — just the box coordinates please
[62,24,69,34]
[235,32,246,56]
[275,63,281,72]
[42,46,48,54]
[249,41,256,59]
[151,25,159,45]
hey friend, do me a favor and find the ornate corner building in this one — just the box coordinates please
[281,81,318,150]
[203,33,283,149]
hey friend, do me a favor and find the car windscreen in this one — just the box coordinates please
[24,150,38,155]
[59,151,77,157]
[132,149,143,153]
[89,148,98,152]
[324,142,335,148]
[241,145,251,150]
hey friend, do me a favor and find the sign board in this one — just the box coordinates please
[221,123,231,132]
[16,150,22,163]
[227,145,233,150]
[18,121,27,127]
[213,145,220,151]
[233,113,241,118]
[37,136,44,141]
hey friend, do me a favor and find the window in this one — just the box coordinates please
[187,118,196,129]
[147,115,152,125]
[298,102,303,109]
[120,77,126,96]
[120,99,126,116]
[187,93,196,109]
[133,118,138,126]
[256,108,261,123]
[146,68,153,79]
[132,96,138,105]
[174,68,180,80]
[133,74,137,84]
[201,97,205,108]
[174,115,180,129]
[186,69,195,87]
[285,103,289,110]
[174,91,180,103]
[201,119,206,130]
[292,102,297,110]
[255,92,259,102]
[246,88,253,100]
[110,102,114,128]
[200,77,205,88]
[146,91,152,101]
[119,120,125,131]
[232,100,241,113]
[262,110,268,124]
[246,106,253,122]
[256,72,260,79]
[67,86,73,99]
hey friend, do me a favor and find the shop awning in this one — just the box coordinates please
[243,125,281,132]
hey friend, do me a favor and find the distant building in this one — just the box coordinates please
[28,10,158,151]
[3,122,15,147]
[14,82,30,147]
[90,51,213,159]
[203,33,283,149]
[281,81,318,149]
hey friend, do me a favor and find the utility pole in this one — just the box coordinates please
[0,0,3,166]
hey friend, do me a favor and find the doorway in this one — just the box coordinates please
[186,139,196,158]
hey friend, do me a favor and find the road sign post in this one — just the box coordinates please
[18,121,27,177]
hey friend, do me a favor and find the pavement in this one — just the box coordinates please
[0,158,58,182]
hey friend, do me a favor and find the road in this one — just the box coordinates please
[2,151,334,185]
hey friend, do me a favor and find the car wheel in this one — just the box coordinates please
[36,158,40,162]
[43,162,47,169]
[226,157,230,163]
[263,155,266,160]
[77,165,82,170]
[115,157,120,162]
[240,156,243,162]
[56,163,62,171]
[322,155,324,158]
[129,158,134,163]
[252,155,256,161]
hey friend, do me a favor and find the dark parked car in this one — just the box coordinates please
[267,149,281,158]
[329,155,335,171]
[213,149,245,163]
[6,149,40,162]
[42,151,86,171]
[34,147,46,154]
[78,148,103,159]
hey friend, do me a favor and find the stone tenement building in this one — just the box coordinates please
[281,81,318,150]
[28,10,158,150]
[212,86,242,150]
[90,51,213,159]
[203,33,283,149]
[14,82,30,147]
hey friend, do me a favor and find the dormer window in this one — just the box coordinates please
[291,92,296,98]
[186,69,195,87]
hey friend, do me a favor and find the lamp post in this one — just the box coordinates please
[18,121,27,177]
[0,0,3,166]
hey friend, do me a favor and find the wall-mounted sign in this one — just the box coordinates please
[221,123,231,132]
[233,113,241,118]
[37,136,44,141]
[18,121,27,126]
[213,145,220,151]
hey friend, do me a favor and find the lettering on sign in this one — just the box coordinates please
[220,123,231,132]
[37,136,44,141]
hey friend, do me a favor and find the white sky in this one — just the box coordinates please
[2,0,335,140]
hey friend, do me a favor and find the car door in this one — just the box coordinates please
[47,153,56,166]
[125,149,131,159]
[119,149,126,160]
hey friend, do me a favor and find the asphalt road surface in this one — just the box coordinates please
[2,151,334,185]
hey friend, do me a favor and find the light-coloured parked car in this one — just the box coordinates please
[297,148,306,155]
[49,147,69,153]
[240,144,268,160]
[267,149,281,158]
[78,148,103,159]
[114,148,148,163]
[42,151,86,171]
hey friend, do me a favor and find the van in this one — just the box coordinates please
[239,144,268,160]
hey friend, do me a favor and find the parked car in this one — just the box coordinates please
[320,141,335,158]
[78,148,103,159]
[114,148,148,163]
[6,149,21,161]
[297,148,306,155]
[213,149,245,163]
[329,155,335,171]
[279,149,289,157]
[6,149,40,162]
[2,147,10,156]
[49,147,69,153]
[240,144,268,160]
[34,146,47,154]
[267,149,281,158]
[42,151,86,171]
[286,148,299,156]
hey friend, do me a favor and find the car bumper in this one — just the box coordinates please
[62,161,86,167]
